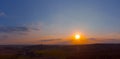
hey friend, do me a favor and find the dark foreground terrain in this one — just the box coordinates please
[0,44,120,59]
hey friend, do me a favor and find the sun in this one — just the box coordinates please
[72,33,88,45]
[75,34,81,40]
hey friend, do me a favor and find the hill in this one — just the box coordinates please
[0,44,120,59]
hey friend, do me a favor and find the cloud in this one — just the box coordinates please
[58,40,72,45]
[0,10,6,16]
[0,35,8,39]
[0,26,37,33]
[87,38,120,44]
[40,39,61,42]
[100,39,120,43]
[89,38,96,40]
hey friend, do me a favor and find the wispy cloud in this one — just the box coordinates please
[58,40,72,45]
[99,39,120,43]
[0,34,8,39]
[0,10,6,16]
[40,39,61,42]
[87,38,120,44]
[0,26,37,33]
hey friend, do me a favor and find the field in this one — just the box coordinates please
[0,44,120,59]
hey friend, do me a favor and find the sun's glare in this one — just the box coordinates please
[75,34,81,40]
[72,33,88,45]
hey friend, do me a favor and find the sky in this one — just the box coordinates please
[0,0,120,44]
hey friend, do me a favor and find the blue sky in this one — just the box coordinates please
[0,0,120,44]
